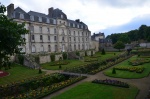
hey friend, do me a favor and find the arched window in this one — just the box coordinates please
[48,45,51,52]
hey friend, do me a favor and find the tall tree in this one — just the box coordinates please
[0,3,28,69]
[114,41,125,51]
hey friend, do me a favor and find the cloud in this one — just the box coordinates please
[101,14,150,36]
[1,0,150,36]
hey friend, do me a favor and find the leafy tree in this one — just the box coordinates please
[101,48,105,55]
[118,33,130,44]
[114,41,125,51]
[0,3,28,69]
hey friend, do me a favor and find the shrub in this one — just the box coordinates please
[85,51,87,56]
[63,52,67,60]
[112,68,116,74]
[35,56,39,64]
[39,68,42,74]
[101,48,105,55]
[50,54,55,62]
[76,51,80,56]
[91,51,93,56]
[18,55,24,65]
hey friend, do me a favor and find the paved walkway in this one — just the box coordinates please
[42,66,150,99]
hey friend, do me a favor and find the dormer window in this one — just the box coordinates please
[20,13,24,19]
[53,19,56,24]
[30,16,34,21]
[47,18,50,23]
[73,23,75,27]
[39,17,42,22]
[68,23,70,26]
[77,25,79,28]
[61,14,63,19]
[81,25,83,28]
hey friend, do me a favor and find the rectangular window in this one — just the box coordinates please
[54,36,57,41]
[53,19,56,24]
[47,28,50,32]
[74,37,76,41]
[30,26,34,33]
[40,35,43,40]
[69,37,71,41]
[62,37,64,41]
[39,27,42,33]
[32,35,34,40]
[74,31,75,36]
[47,18,50,23]
[48,35,50,41]
[20,13,24,19]
[54,28,56,33]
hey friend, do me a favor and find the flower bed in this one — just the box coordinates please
[84,58,98,62]
[50,61,69,66]
[92,79,129,88]
[89,55,133,74]
[4,76,86,99]
[0,73,86,99]
[0,71,9,77]
[65,53,133,75]
[114,67,144,73]
[128,58,150,66]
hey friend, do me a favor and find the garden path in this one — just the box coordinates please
[42,67,150,99]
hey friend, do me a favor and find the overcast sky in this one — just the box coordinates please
[1,0,150,36]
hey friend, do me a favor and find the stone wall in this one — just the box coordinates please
[55,54,63,61]
[79,52,85,57]
[39,55,51,64]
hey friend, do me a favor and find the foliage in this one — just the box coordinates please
[114,41,125,51]
[50,54,55,62]
[38,68,42,74]
[35,56,39,64]
[106,25,150,44]
[76,51,80,56]
[101,48,105,55]
[0,3,28,69]
[85,51,87,56]
[112,68,116,74]
[92,79,129,88]
[62,52,67,60]
[18,55,24,65]
[1,73,86,99]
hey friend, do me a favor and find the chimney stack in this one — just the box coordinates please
[48,7,53,16]
[7,3,14,18]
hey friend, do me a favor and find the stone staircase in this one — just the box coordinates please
[23,55,40,69]
[68,52,79,60]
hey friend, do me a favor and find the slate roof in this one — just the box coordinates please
[12,6,88,29]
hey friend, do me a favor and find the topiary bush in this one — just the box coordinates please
[101,48,106,55]
[50,54,55,62]
[63,52,67,60]
[112,68,116,74]
[18,55,24,65]
[76,51,80,56]
[85,51,87,56]
[35,56,39,64]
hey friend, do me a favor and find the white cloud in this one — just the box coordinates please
[2,0,150,35]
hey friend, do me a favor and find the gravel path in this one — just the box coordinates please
[42,67,150,99]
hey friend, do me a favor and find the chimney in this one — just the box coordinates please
[75,19,80,23]
[7,3,14,18]
[48,7,53,16]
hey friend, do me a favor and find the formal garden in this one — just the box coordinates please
[104,55,150,79]
[51,82,138,99]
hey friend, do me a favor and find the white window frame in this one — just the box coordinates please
[20,13,24,19]
[30,15,34,21]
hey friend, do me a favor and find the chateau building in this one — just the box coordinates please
[7,4,91,54]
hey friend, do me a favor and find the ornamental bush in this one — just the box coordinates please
[112,68,116,74]
[50,54,55,62]
[63,52,67,60]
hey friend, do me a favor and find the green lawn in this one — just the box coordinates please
[52,82,138,99]
[104,56,150,78]
[41,60,86,70]
[0,63,45,85]
[41,52,122,70]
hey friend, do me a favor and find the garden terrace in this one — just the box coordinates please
[0,73,86,99]
[104,55,150,78]
[41,52,122,70]
[51,82,138,99]
[0,63,45,85]
[65,53,133,74]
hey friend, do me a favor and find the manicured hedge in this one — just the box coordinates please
[92,79,129,88]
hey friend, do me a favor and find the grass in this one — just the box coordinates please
[104,56,150,79]
[0,63,45,85]
[41,52,122,70]
[41,60,86,70]
[52,82,138,99]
